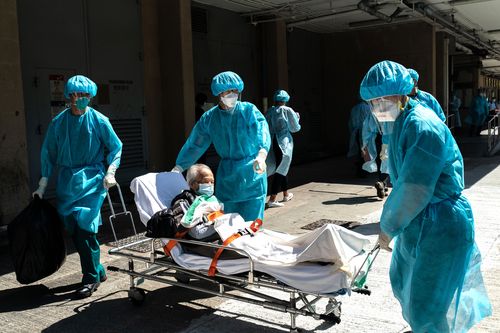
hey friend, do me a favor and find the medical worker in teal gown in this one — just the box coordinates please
[407,68,446,122]
[172,71,270,221]
[33,75,122,298]
[360,61,491,333]
[361,113,392,198]
[265,89,301,207]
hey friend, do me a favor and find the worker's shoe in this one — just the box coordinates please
[100,274,108,283]
[374,181,386,199]
[267,201,284,208]
[75,282,100,299]
[282,193,294,202]
[384,187,389,196]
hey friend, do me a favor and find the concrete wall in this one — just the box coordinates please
[322,22,436,155]
[287,29,326,159]
[143,0,195,171]
[17,0,145,189]
[261,21,289,101]
[436,32,452,121]
[0,0,30,225]
[192,5,261,109]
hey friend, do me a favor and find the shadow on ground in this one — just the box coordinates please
[0,282,82,313]
[38,279,329,333]
[322,195,381,205]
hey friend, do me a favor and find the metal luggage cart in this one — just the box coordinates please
[107,232,380,333]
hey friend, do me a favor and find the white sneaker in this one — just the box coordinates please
[267,201,284,208]
[282,193,294,202]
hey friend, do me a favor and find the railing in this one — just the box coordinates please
[487,114,499,153]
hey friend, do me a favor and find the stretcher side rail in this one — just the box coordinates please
[109,235,257,283]
[108,235,379,332]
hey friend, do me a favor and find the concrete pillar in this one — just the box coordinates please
[436,32,450,121]
[142,0,195,171]
[261,21,289,109]
[0,0,30,226]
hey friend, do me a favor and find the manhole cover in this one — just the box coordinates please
[301,219,361,230]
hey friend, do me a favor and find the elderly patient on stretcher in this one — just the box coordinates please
[145,164,372,273]
[146,163,241,259]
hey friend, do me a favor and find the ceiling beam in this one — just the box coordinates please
[449,0,499,5]
[403,0,500,60]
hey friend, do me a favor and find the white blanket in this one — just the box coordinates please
[130,172,374,294]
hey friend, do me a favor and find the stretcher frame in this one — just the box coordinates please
[108,235,379,332]
[105,184,380,332]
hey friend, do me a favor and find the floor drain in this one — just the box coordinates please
[301,219,361,230]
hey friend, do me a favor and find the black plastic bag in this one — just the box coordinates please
[146,208,184,238]
[8,196,66,284]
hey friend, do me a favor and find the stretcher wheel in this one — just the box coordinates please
[128,287,146,306]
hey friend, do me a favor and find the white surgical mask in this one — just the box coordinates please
[369,97,402,122]
[221,93,238,109]
[197,183,214,197]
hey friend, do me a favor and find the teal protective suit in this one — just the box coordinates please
[175,101,270,221]
[361,113,391,174]
[41,108,122,234]
[413,89,446,122]
[450,94,462,128]
[347,101,371,158]
[265,105,301,176]
[360,61,491,333]
[465,95,489,126]
[384,99,491,332]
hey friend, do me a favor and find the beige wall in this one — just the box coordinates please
[0,0,30,225]
[142,0,195,171]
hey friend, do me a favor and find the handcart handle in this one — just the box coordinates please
[106,182,138,243]
[107,183,127,216]
[350,243,380,289]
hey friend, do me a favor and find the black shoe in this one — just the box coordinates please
[75,282,100,299]
[100,274,107,283]
[374,182,385,199]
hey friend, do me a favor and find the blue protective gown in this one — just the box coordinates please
[265,105,301,176]
[41,108,122,234]
[413,89,446,122]
[176,101,271,221]
[465,95,489,126]
[382,98,491,332]
[347,101,371,158]
[361,114,390,174]
[450,94,462,128]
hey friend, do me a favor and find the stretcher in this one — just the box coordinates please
[107,173,380,332]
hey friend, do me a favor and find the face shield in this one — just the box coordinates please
[368,96,403,122]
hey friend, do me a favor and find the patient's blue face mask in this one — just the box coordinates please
[197,183,214,197]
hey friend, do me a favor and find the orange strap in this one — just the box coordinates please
[208,233,241,276]
[207,210,224,221]
[207,218,263,277]
[163,230,189,256]
[249,218,263,232]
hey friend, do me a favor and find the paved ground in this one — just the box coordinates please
[0,135,498,333]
